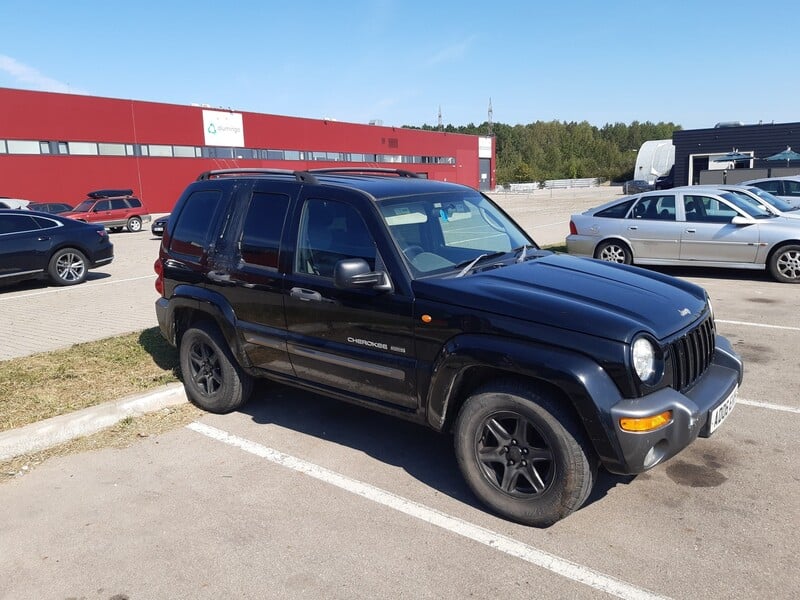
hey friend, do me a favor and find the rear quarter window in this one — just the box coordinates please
[170,189,223,258]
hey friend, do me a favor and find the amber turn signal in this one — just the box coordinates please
[421,314,432,323]
[619,411,673,432]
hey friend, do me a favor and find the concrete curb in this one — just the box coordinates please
[0,382,188,461]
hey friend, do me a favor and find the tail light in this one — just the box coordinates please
[569,220,577,235]
[154,258,164,295]
[96,229,108,238]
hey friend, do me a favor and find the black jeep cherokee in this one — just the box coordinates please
[155,168,743,526]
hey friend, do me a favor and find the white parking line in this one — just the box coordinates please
[716,319,800,332]
[0,275,156,301]
[187,422,669,600]
[739,399,800,414]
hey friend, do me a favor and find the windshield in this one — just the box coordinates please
[747,187,797,212]
[719,192,774,219]
[378,191,533,277]
[71,200,95,212]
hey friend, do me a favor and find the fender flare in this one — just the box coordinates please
[425,334,627,471]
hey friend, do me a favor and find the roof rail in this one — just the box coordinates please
[307,167,422,178]
[196,168,319,184]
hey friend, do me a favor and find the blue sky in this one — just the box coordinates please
[1,0,796,130]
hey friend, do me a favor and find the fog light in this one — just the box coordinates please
[619,411,673,432]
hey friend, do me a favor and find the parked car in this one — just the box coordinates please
[654,167,674,190]
[154,168,742,526]
[0,209,114,286]
[151,214,169,237]
[27,202,73,214]
[567,186,800,282]
[62,189,151,232]
[622,179,653,194]
[0,198,31,210]
[740,176,800,208]
[700,185,800,219]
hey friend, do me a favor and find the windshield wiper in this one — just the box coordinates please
[455,251,505,277]
[514,244,538,263]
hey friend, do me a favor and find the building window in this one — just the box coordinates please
[126,144,135,156]
[58,142,69,154]
[68,141,98,155]
[148,144,173,157]
[173,145,195,158]
[39,141,51,154]
[7,140,40,154]
[98,143,126,156]
[266,150,284,160]
[0,140,6,153]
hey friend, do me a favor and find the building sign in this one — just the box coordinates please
[478,136,492,159]
[202,110,244,147]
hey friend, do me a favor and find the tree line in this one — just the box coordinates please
[407,120,681,185]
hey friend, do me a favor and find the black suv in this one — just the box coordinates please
[155,168,743,526]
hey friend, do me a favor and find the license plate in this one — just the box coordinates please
[709,385,737,434]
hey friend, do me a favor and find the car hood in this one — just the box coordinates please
[412,253,708,342]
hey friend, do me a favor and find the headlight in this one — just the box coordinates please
[632,337,656,383]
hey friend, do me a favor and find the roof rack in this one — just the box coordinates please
[307,168,421,178]
[196,169,319,183]
[87,188,134,199]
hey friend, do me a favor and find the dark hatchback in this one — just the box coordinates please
[151,214,169,237]
[0,209,114,287]
[27,202,73,214]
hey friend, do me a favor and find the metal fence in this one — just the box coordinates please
[498,178,604,192]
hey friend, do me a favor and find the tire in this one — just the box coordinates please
[47,248,88,286]
[109,227,123,233]
[595,240,632,264]
[454,380,597,527]
[179,321,253,413]
[126,217,142,232]
[768,244,800,283]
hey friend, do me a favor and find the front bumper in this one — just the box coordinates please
[606,334,743,474]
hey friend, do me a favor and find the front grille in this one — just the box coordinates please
[669,316,715,392]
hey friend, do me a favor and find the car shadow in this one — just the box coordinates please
[238,381,635,519]
[137,327,180,374]
[642,265,774,284]
[0,270,112,293]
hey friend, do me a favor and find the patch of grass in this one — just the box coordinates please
[543,242,567,253]
[0,327,180,433]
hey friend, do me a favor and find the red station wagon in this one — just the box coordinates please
[63,189,152,232]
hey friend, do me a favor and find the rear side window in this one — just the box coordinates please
[239,192,290,269]
[785,180,800,197]
[127,198,143,208]
[596,199,635,218]
[110,199,128,210]
[0,214,40,234]
[170,189,223,258]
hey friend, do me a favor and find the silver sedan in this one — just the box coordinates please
[567,187,800,283]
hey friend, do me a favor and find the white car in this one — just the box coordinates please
[740,176,800,208]
[0,198,31,210]
[695,185,800,219]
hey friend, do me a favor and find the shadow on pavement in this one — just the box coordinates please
[239,381,636,522]
[138,327,180,374]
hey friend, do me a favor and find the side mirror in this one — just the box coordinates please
[731,215,756,226]
[333,258,392,292]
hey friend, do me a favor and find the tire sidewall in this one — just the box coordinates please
[179,323,251,413]
[126,217,142,232]
[454,386,594,527]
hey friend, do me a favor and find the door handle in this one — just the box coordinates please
[628,226,638,230]
[37,236,51,242]
[685,229,696,233]
[290,287,322,302]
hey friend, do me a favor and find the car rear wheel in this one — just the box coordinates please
[48,248,88,285]
[454,380,597,527]
[179,321,253,413]
[768,244,800,283]
[126,217,142,232]
[595,240,632,264]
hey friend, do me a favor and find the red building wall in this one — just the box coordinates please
[0,88,492,212]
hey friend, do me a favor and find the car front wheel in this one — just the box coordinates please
[769,244,800,283]
[179,321,253,413]
[595,240,632,264]
[48,248,88,285]
[126,217,142,232]
[454,380,597,527]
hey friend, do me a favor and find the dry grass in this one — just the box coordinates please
[0,327,180,432]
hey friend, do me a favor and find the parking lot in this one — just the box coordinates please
[1,187,798,599]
